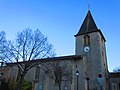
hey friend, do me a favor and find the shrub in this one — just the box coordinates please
[21,80,32,90]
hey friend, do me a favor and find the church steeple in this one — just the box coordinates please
[75,10,98,36]
[74,10,108,90]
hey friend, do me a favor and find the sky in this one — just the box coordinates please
[0,0,120,72]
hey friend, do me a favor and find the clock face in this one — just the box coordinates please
[84,46,90,52]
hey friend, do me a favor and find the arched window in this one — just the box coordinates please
[111,83,117,90]
[84,35,90,46]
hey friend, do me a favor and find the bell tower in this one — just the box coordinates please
[75,10,108,90]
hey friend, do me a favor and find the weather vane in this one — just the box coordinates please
[88,0,91,11]
[88,3,90,11]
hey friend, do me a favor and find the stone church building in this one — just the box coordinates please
[0,10,120,90]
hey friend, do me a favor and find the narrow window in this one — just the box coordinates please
[101,37,104,45]
[84,35,90,46]
[35,66,40,80]
[84,36,87,45]
[111,83,117,90]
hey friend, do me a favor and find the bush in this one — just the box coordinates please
[21,80,32,90]
[8,77,18,90]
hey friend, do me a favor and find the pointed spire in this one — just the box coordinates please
[75,10,98,36]
[88,3,90,11]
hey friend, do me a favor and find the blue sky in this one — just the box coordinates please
[0,0,120,71]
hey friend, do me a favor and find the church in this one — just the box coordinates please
[0,10,120,90]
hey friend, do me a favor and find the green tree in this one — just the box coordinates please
[21,80,32,90]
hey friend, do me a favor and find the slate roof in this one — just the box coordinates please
[75,10,98,36]
[109,72,120,78]
[6,55,82,65]
[75,10,106,41]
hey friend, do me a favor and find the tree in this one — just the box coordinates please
[42,60,72,90]
[113,67,120,73]
[21,80,32,90]
[0,29,55,90]
[0,31,6,67]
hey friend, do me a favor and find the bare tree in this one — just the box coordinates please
[113,67,120,73]
[0,31,6,67]
[0,29,55,90]
[42,61,72,90]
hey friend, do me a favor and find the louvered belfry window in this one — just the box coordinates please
[84,35,90,46]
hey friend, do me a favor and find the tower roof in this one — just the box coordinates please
[75,10,99,36]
